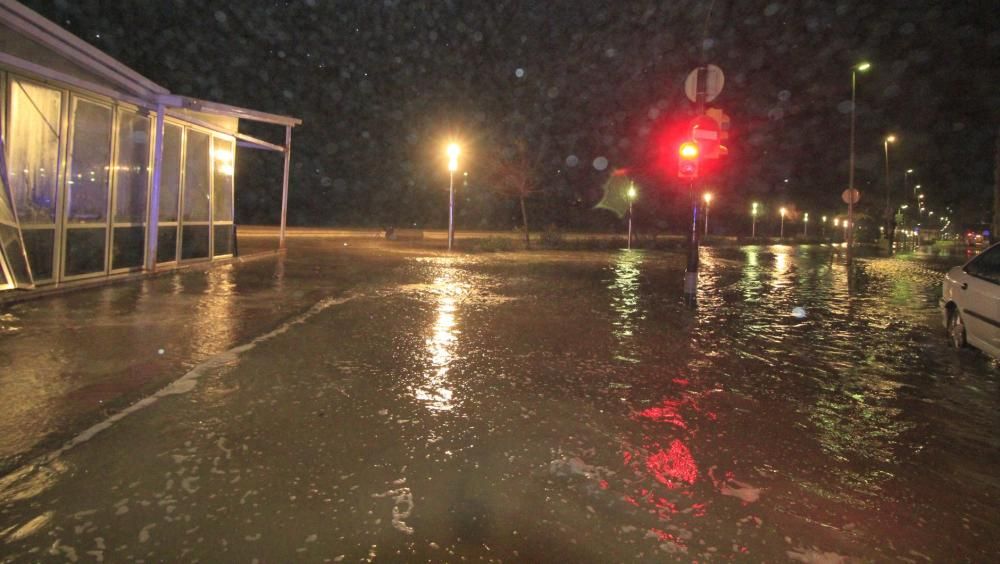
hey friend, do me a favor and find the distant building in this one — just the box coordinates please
[0,1,299,293]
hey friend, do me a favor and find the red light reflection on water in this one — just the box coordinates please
[646,440,698,487]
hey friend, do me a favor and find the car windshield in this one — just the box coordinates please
[966,244,1000,284]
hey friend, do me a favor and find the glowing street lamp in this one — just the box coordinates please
[803,212,809,237]
[627,182,638,250]
[703,192,713,236]
[751,202,759,238]
[822,215,828,238]
[846,61,871,266]
[883,134,896,244]
[446,142,461,251]
[780,207,787,239]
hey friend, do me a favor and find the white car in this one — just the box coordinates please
[942,241,1000,359]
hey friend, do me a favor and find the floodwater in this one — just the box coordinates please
[1,239,998,562]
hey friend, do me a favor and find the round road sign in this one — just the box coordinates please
[842,188,860,205]
[684,65,725,103]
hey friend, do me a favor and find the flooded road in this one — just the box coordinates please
[1,240,998,561]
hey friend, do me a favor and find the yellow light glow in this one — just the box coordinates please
[834,218,840,227]
[703,192,712,204]
[448,157,458,172]
[804,213,809,222]
[856,62,871,71]
[446,143,460,158]
[627,185,637,200]
[780,207,787,217]
[679,142,698,159]
[885,134,896,143]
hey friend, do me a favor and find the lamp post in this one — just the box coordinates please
[780,207,787,239]
[822,215,828,238]
[703,192,713,236]
[627,183,637,250]
[751,202,759,238]
[803,212,809,237]
[446,143,460,251]
[883,134,896,248]
[847,61,871,266]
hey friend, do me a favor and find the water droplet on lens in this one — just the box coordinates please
[792,307,806,319]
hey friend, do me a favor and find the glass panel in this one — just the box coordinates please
[213,224,233,256]
[181,225,210,260]
[212,137,234,222]
[66,99,112,223]
[8,80,61,224]
[183,130,210,222]
[0,260,7,286]
[22,229,54,280]
[111,226,144,270]
[114,109,150,223]
[0,224,33,285]
[156,226,177,263]
[64,228,106,276]
[158,123,182,222]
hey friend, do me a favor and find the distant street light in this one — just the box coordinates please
[803,212,809,237]
[822,215,828,238]
[627,182,637,250]
[883,134,896,245]
[703,192,713,236]
[780,207,787,239]
[446,142,461,251]
[751,202,759,238]
[847,61,871,266]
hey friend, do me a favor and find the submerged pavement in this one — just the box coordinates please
[1,239,998,562]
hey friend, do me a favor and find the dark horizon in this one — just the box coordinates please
[23,0,1000,233]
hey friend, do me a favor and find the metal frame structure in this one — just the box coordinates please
[0,0,301,293]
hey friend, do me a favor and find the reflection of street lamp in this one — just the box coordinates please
[847,61,871,266]
[703,192,713,235]
[780,207,787,239]
[446,142,460,251]
[627,182,637,250]
[751,202,759,238]
[803,212,809,237]
[883,134,896,244]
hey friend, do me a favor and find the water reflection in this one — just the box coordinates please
[187,266,237,361]
[414,268,463,411]
[608,250,644,363]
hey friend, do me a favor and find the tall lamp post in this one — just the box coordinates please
[847,61,871,266]
[751,202,759,238]
[883,134,896,248]
[446,143,460,251]
[803,212,809,237]
[780,207,787,239]
[627,182,637,250]
[822,215,828,238]
[703,192,713,236]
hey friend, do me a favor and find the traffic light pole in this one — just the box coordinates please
[684,67,708,301]
[685,182,700,298]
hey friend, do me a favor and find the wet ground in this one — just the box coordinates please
[1,238,998,562]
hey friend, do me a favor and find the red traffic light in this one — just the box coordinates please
[679,142,699,159]
[678,141,699,179]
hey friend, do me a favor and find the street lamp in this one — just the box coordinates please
[847,61,870,265]
[703,192,713,236]
[751,202,759,238]
[780,207,787,239]
[446,142,461,251]
[822,215,828,238]
[627,182,637,250]
[803,212,809,237]
[883,134,896,245]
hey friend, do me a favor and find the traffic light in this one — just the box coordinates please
[678,141,699,179]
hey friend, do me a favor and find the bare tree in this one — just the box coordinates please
[489,138,546,248]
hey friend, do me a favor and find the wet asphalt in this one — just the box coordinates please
[1,238,998,562]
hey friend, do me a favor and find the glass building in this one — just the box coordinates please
[0,1,300,293]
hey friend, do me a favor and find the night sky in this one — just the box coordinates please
[23,0,1000,234]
